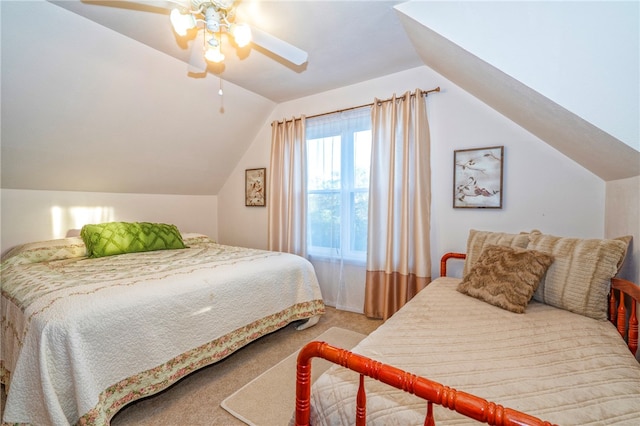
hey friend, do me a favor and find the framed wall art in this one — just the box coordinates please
[245,168,266,207]
[453,146,504,209]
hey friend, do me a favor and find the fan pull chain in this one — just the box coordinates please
[218,77,225,113]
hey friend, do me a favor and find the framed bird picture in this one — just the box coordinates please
[453,146,503,208]
[245,168,266,207]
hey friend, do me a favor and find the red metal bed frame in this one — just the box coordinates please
[295,252,640,426]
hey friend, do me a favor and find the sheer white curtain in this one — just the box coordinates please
[306,108,371,312]
[364,89,432,320]
[267,117,307,256]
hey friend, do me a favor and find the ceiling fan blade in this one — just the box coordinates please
[80,0,190,12]
[187,30,208,73]
[250,27,308,66]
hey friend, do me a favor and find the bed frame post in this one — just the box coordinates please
[610,277,640,357]
[440,252,466,277]
[631,304,639,356]
[295,344,314,426]
[356,374,366,426]
[425,401,435,426]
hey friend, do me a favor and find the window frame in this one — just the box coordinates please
[306,113,371,262]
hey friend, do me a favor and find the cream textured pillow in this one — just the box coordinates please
[529,233,630,320]
[463,229,530,277]
[457,245,554,313]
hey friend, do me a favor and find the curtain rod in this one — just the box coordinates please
[272,86,440,125]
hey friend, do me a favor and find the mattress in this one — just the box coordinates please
[1,234,324,425]
[309,277,640,425]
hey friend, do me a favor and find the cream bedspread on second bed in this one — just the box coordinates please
[1,234,324,426]
[310,277,640,425]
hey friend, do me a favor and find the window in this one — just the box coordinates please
[306,107,371,261]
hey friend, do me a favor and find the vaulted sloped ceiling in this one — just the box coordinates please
[394,1,639,182]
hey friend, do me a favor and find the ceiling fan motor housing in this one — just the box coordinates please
[205,7,223,32]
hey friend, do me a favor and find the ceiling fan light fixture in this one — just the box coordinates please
[231,23,252,47]
[164,0,308,69]
[205,46,225,63]
[170,9,196,36]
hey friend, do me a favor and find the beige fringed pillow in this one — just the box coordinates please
[528,233,631,320]
[457,245,554,313]
[463,229,530,277]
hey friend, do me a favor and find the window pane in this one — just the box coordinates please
[353,130,371,188]
[350,191,369,252]
[306,107,371,260]
[308,192,340,250]
[307,137,341,190]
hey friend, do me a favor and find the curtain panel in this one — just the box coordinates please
[364,89,432,320]
[267,117,307,257]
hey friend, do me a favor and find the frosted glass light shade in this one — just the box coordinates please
[232,23,252,47]
[170,9,196,36]
[205,47,225,63]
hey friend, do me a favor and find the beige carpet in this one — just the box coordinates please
[221,327,366,425]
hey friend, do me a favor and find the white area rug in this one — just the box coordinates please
[221,327,366,425]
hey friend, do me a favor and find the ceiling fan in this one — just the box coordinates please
[86,0,309,73]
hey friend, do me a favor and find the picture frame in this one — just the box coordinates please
[453,146,504,209]
[245,168,266,207]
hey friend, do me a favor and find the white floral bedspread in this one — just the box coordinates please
[1,234,324,425]
[309,278,640,425]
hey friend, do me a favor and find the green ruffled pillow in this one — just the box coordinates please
[81,222,186,258]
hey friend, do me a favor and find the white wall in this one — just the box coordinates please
[218,66,607,280]
[605,176,640,284]
[0,189,218,255]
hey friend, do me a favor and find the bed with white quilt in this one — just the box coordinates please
[297,230,640,425]
[1,223,324,426]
